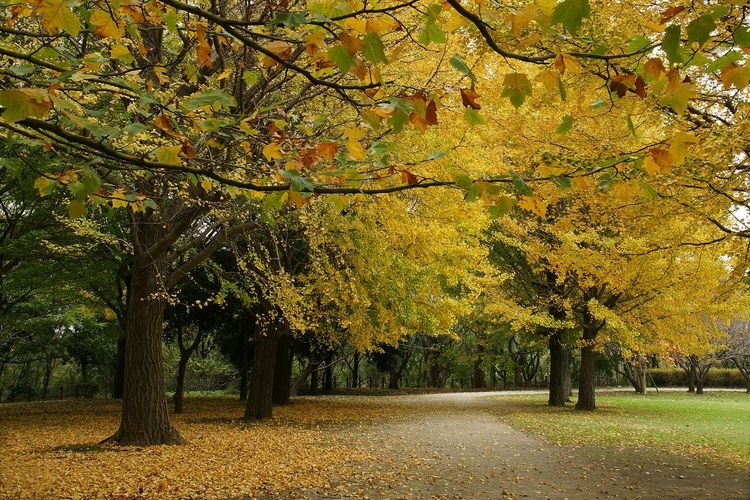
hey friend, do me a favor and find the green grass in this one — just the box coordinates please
[489,391,750,469]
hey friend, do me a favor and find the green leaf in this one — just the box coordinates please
[686,15,715,48]
[552,0,591,35]
[734,26,750,47]
[463,107,484,126]
[488,196,516,218]
[389,108,410,132]
[627,115,637,138]
[185,89,236,109]
[662,25,682,64]
[270,12,309,27]
[419,21,446,45]
[501,73,532,108]
[705,51,744,73]
[428,151,446,161]
[9,64,36,76]
[123,123,149,135]
[450,55,477,84]
[510,172,533,196]
[627,35,651,53]
[84,121,120,138]
[362,32,388,64]
[640,180,658,198]
[327,44,356,73]
[454,174,474,191]
[710,5,729,20]
[242,70,260,86]
[555,114,573,134]
[0,90,49,123]
[263,190,286,213]
[551,176,572,189]
[280,169,315,192]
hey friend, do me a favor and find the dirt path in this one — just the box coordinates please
[305,392,749,499]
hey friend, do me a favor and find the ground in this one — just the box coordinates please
[0,391,747,498]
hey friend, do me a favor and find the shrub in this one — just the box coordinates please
[649,368,744,388]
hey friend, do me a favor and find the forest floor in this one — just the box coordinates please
[0,391,748,498]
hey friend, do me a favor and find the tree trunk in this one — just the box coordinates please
[309,361,319,395]
[244,332,278,420]
[272,332,291,405]
[113,334,126,399]
[548,332,570,406]
[472,344,485,389]
[687,361,696,393]
[351,351,360,388]
[323,353,334,392]
[104,246,185,445]
[290,362,314,397]
[174,355,188,414]
[239,332,251,401]
[575,325,597,411]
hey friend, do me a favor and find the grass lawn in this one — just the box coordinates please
[488,391,750,470]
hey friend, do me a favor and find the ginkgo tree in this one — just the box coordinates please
[1,0,748,444]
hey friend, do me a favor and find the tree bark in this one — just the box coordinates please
[104,238,185,445]
[309,361,319,395]
[174,355,188,414]
[239,331,251,401]
[244,332,278,420]
[351,351,360,388]
[575,324,598,411]
[113,334,126,399]
[323,352,334,392]
[272,332,291,405]
[548,332,570,406]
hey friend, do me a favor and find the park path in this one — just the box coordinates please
[306,392,748,499]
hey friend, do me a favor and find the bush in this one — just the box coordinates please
[649,368,745,388]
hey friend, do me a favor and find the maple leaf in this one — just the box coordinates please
[401,170,419,185]
[0,89,51,123]
[263,142,283,161]
[197,24,213,68]
[460,89,481,109]
[346,140,366,161]
[644,58,665,80]
[317,142,338,161]
[37,0,81,35]
[501,73,532,108]
[552,0,591,35]
[90,8,124,39]
[720,63,750,91]
[155,145,183,165]
[659,6,685,24]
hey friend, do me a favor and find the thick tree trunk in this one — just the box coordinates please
[687,361,696,393]
[272,332,291,405]
[548,333,570,406]
[113,334,126,399]
[351,351,360,388]
[244,332,278,420]
[104,250,184,445]
[575,325,597,411]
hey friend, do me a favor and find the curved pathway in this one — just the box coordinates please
[312,392,749,499]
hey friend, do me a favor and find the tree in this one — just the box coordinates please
[2,0,748,443]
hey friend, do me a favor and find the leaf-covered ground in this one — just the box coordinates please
[1,392,748,498]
